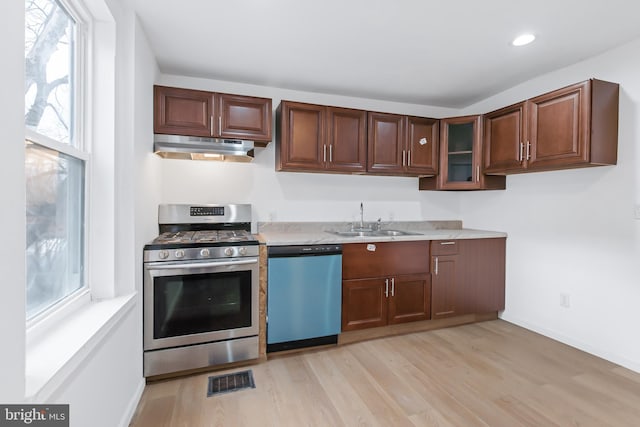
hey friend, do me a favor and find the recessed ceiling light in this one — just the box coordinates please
[512,33,536,46]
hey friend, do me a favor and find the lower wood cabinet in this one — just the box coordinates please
[431,238,505,319]
[388,273,431,324]
[340,238,506,332]
[342,274,431,331]
[431,253,458,318]
[341,241,430,332]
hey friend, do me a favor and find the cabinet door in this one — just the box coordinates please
[431,254,457,318]
[483,102,526,174]
[388,274,431,324]
[367,112,404,174]
[277,102,325,171]
[439,116,481,189]
[342,278,388,331]
[528,81,590,170]
[154,86,214,137]
[406,116,439,176]
[459,238,505,313]
[420,115,505,191]
[327,107,367,172]
[218,94,272,143]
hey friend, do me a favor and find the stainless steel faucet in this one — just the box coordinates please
[360,202,364,230]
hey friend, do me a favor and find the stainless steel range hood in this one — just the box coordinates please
[153,134,255,162]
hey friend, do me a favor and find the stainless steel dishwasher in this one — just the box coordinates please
[267,244,342,353]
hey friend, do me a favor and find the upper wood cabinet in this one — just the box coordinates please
[367,112,439,176]
[276,101,367,173]
[154,86,214,138]
[406,116,439,175]
[484,79,619,174]
[154,85,272,145]
[217,93,272,143]
[419,115,505,190]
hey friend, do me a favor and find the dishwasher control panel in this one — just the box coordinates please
[268,244,342,257]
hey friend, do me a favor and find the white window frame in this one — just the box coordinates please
[25,0,93,336]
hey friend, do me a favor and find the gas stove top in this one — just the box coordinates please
[143,203,260,261]
[149,229,256,245]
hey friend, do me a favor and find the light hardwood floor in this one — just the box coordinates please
[130,320,640,426]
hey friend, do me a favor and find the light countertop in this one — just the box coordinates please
[256,221,507,246]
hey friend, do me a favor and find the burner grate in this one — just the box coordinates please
[207,370,255,397]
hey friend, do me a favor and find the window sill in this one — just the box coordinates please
[25,293,137,402]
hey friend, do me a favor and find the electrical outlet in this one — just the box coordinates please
[560,293,571,308]
[635,204,640,220]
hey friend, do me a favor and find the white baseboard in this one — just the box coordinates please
[119,377,146,427]
[499,313,640,374]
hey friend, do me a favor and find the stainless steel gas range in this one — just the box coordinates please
[143,204,259,377]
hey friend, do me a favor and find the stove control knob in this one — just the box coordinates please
[238,247,247,256]
[158,250,169,260]
[224,247,234,257]
[175,249,185,259]
[200,248,210,258]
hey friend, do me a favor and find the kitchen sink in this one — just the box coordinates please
[326,229,422,237]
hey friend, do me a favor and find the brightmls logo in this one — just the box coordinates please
[0,405,68,426]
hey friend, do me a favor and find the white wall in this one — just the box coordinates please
[459,38,640,372]
[156,75,464,226]
[0,0,27,402]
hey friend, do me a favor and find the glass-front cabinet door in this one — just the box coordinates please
[440,115,482,190]
[418,115,506,191]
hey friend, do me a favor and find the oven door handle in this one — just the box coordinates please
[146,258,258,270]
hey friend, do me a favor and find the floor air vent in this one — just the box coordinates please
[207,370,255,397]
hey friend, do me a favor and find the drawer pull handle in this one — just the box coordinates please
[440,241,456,245]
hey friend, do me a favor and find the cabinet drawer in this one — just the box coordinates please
[342,241,429,279]
[431,240,459,255]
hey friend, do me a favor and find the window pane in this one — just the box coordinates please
[25,0,76,146]
[26,142,85,319]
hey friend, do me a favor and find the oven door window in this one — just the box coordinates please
[153,271,252,339]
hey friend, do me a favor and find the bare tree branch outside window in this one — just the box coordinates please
[25,0,73,144]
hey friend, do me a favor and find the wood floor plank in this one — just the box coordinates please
[130,320,640,427]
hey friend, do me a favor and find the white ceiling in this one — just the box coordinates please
[133,0,640,108]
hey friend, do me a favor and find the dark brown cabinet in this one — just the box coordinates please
[154,86,214,138]
[367,112,439,176]
[276,101,367,173]
[341,241,430,331]
[420,116,505,190]
[218,93,272,143]
[484,79,619,174]
[430,238,505,319]
[154,85,272,145]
